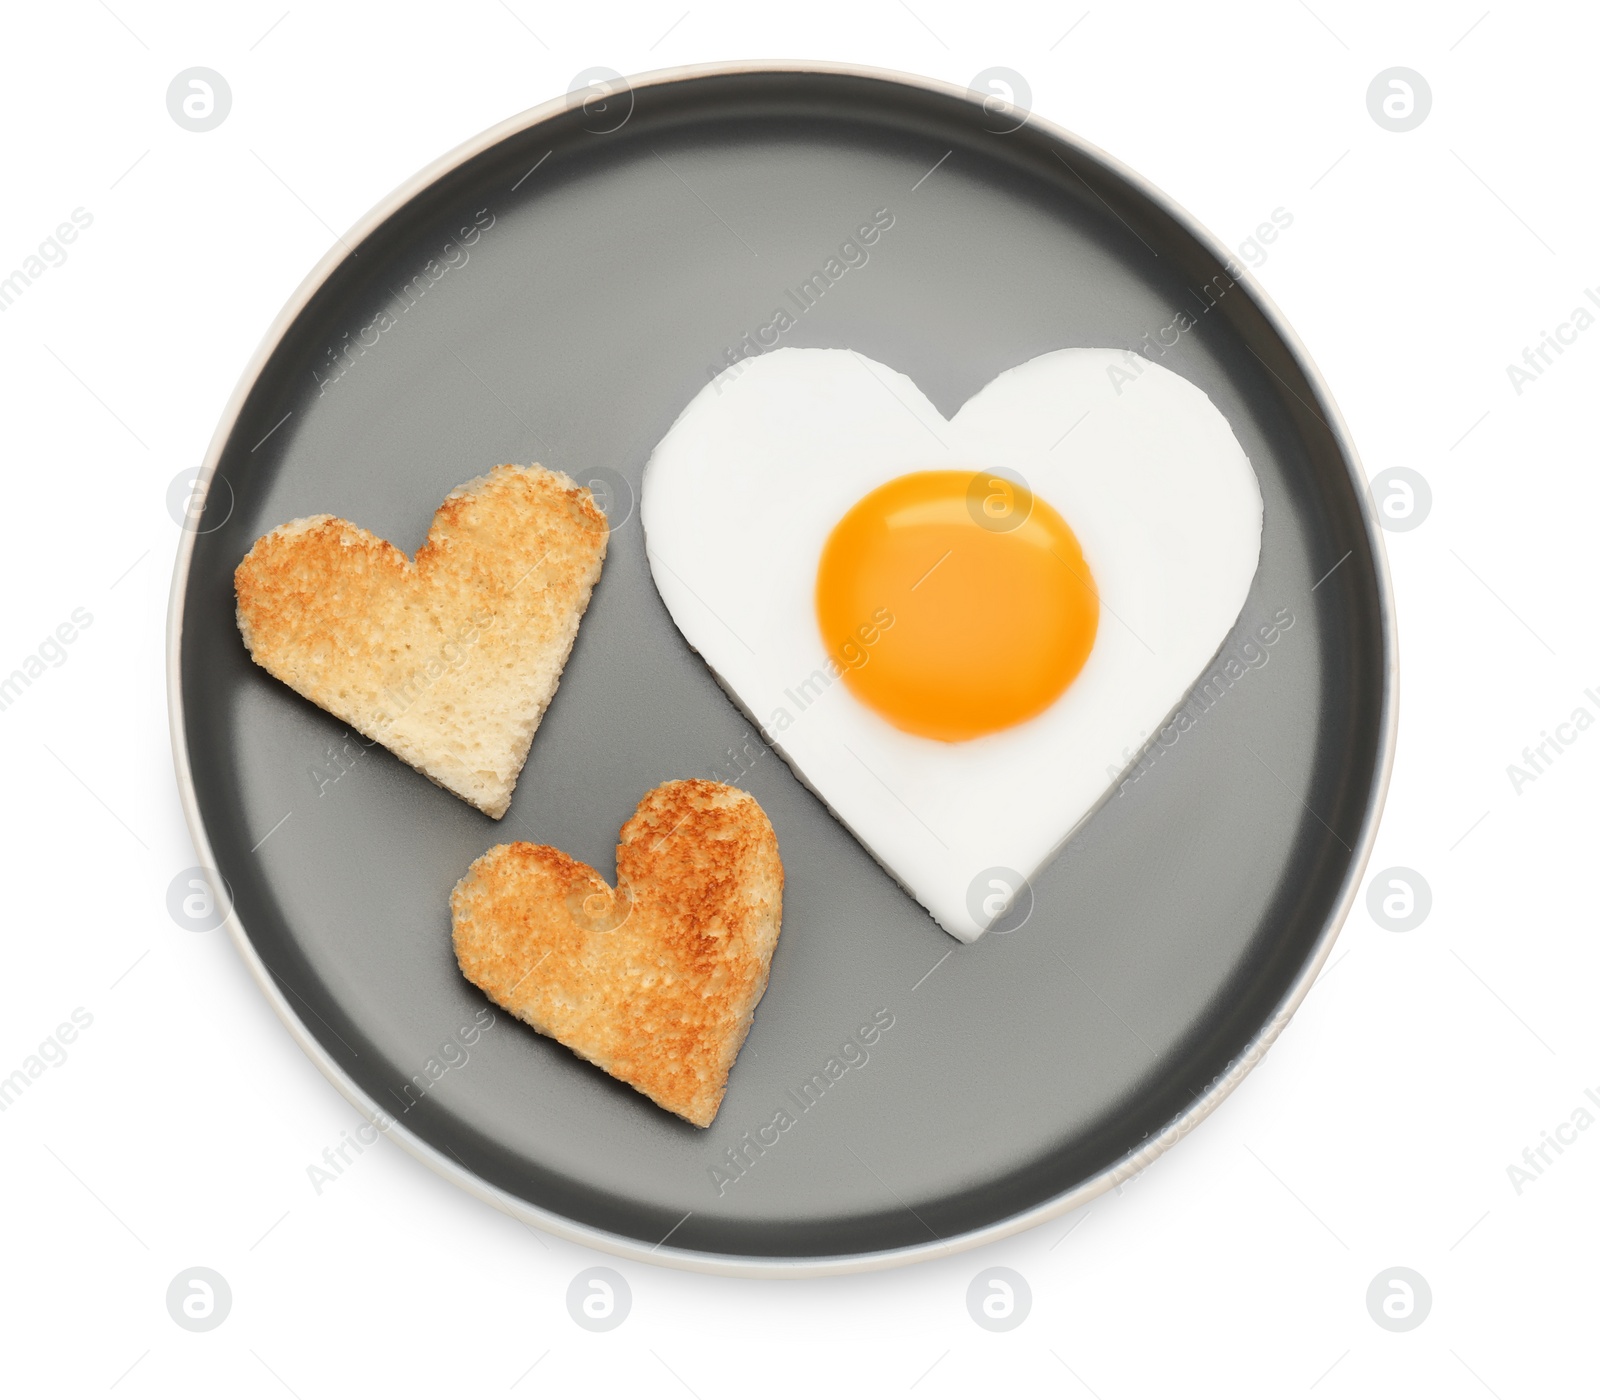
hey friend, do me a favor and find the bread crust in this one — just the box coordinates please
[450,779,784,1127]
[234,464,608,817]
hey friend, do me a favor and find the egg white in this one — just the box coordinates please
[642,348,1263,941]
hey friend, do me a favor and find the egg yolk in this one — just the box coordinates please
[815,470,1099,742]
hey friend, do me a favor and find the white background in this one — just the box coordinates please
[2,1,1595,1394]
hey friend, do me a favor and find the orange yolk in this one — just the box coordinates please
[815,470,1099,742]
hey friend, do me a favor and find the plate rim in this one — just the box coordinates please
[166,58,1399,1277]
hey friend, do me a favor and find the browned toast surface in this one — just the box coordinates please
[234,464,607,817]
[450,779,784,1127]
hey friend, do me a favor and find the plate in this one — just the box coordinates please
[168,62,1395,1275]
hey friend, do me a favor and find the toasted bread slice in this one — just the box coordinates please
[451,779,784,1127]
[235,464,608,818]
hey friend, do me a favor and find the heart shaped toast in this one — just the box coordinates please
[451,779,784,1127]
[235,464,607,818]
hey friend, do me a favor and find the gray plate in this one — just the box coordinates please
[168,63,1395,1275]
